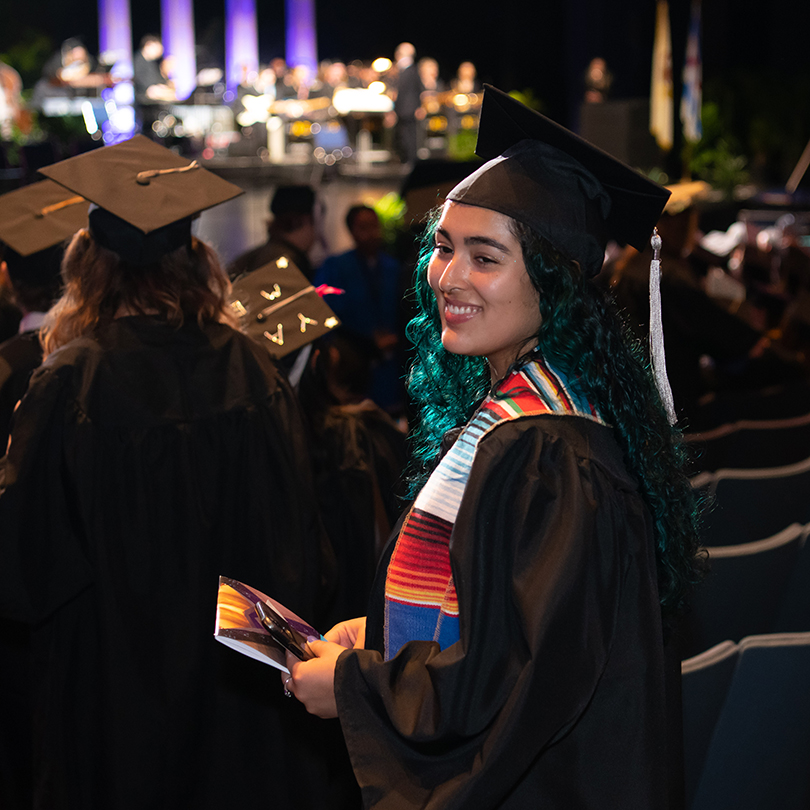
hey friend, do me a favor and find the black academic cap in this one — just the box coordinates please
[229,255,340,359]
[39,135,243,265]
[0,179,89,257]
[270,185,315,217]
[446,85,671,276]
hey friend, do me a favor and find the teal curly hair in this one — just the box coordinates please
[405,210,705,617]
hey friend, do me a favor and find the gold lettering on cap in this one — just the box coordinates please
[261,284,281,301]
[263,324,284,345]
[298,313,318,332]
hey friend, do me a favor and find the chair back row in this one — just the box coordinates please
[686,411,810,474]
[679,522,810,659]
[682,632,810,810]
[691,454,810,547]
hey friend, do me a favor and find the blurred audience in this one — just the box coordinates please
[315,204,406,413]
[608,184,809,425]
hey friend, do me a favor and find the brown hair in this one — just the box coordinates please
[41,229,237,357]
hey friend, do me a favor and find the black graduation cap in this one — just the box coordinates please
[0,179,89,284]
[229,255,340,359]
[446,85,671,276]
[270,185,316,217]
[38,135,244,265]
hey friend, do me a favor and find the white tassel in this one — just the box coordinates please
[649,229,677,425]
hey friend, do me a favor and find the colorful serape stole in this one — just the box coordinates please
[383,358,605,659]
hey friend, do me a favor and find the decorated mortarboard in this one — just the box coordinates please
[229,255,340,359]
[446,85,671,277]
[38,135,244,265]
[0,179,89,284]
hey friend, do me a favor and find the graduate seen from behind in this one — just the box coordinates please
[0,180,90,451]
[0,137,340,809]
[283,86,705,809]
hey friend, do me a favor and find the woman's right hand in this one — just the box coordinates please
[324,616,366,649]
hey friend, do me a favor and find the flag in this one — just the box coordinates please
[650,0,674,152]
[681,0,703,143]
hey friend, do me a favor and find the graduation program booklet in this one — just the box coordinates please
[214,576,320,674]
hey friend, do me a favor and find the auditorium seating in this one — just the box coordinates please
[691,456,810,546]
[682,633,810,810]
[681,640,739,809]
[679,523,807,659]
[685,412,810,473]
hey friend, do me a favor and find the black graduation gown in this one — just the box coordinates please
[0,330,43,808]
[335,415,672,809]
[312,403,407,623]
[0,329,43,450]
[0,316,347,809]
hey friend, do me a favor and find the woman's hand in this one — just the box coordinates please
[282,639,346,719]
[324,616,366,649]
[278,617,366,718]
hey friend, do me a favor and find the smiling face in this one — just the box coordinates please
[428,201,542,381]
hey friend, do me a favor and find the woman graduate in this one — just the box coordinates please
[0,137,345,809]
[286,86,704,809]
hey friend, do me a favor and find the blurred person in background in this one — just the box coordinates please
[316,204,406,413]
[230,184,318,281]
[391,42,423,165]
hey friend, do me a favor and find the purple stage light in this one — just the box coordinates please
[97,0,133,69]
[161,0,198,100]
[226,0,259,91]
[98,0,135,141]
[286,0,317,73]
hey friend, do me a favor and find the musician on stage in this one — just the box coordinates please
[133,35,177,136]
[133,35,176,104]
[35,39,112,102]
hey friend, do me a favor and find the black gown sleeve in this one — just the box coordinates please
[335,417,669,809]
[0,363,93,623]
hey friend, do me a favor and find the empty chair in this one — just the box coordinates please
[681,640,740,810]
[692,455,810,546]
[690,633,810,810]
[681,523,805,659]
[774,524,810,633]
[685,412,810,474]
